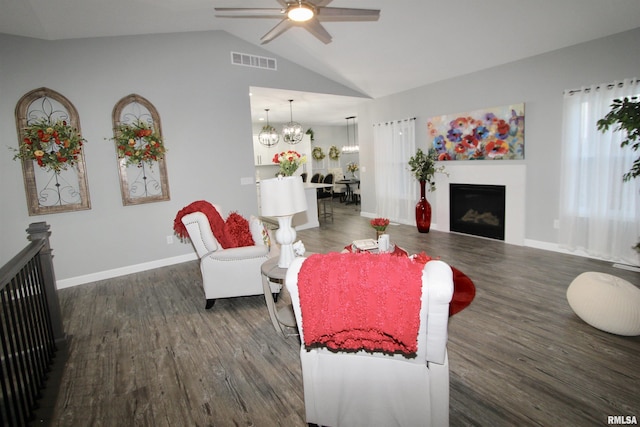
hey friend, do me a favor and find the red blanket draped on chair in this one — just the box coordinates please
[342,245,475,317]
[297,252,424,355]
[173,200,231,247]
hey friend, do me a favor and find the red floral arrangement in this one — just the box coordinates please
[111,120,166,167]
[272,150,307,176]
[13,118,85,172]
[370,217,390,232]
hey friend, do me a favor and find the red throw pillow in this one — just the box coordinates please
[224,212,255,248]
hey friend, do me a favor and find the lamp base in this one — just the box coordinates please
[275,215,297,269]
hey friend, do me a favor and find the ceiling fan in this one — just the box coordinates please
[214,0,380,44]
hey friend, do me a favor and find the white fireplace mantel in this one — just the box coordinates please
[433,163,526,246]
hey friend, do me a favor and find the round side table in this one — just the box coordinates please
[261,257,298,337]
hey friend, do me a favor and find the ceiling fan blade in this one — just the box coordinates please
[214,8,283,19]
[260,19,294,44]
[303,18,332,44]
[313,0,334,6]
[317,7,380,22]
[214,8,282,12]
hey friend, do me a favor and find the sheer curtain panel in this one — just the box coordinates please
[373,118,416,224]
[559,78,640,266]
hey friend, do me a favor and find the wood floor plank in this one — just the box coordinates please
[49,202,639,426]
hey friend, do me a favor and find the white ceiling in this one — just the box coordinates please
[3,0,640,126]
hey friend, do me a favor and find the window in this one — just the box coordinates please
[559,79,639,264]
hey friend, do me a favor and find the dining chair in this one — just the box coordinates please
[317,173,334,222]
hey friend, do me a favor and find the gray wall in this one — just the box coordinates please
[304,125,360,176]
[356,27,640,246]
[0,31,364,282]
[3,27,639,285]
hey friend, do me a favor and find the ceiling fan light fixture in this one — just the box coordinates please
[287,2,314,22]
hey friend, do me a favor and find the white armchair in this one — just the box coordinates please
[286,253,454,427]
[181,211,278,309]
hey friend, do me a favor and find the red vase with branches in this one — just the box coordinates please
[415,180,432,233]
[409,148,446,234]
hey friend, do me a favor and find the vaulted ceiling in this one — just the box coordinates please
[3,0,640,125]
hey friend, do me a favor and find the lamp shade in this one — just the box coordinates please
[260,176,307,217]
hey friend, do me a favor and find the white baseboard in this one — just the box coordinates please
[56,253,198,289]
[524,239,640,268]
[613,263,640,272]
[524,238,568,253]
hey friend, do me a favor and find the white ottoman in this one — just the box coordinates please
[567,272,640,336]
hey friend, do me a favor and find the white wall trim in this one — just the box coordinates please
[525,238,640,269]
[524,238,571,254]
[56,253,198,289]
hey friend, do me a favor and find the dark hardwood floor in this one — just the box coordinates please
[49,202,639,426]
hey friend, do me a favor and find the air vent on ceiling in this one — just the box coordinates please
[231,52,277,71]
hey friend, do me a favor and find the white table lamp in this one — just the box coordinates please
[260,176,308,268]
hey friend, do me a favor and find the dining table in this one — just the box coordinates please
[335,178,360,205]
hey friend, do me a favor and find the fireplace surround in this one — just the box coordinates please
[432,164,525,246]
[450,184,506,240]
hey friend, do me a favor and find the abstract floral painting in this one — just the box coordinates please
[427,103,525,160]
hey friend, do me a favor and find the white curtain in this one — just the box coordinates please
[373,118,416,224]
[559,78,640,265]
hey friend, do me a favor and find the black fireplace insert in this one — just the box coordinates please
[450,184,505,240]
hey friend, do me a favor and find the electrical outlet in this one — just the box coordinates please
[166,235,173,245]
[553,219,560,229]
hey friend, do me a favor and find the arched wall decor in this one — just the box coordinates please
[14,87,91,216]
[111,94,170,206]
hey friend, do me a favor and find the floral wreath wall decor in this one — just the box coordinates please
[14,117,86,172]
[329,145,341,161]
[427,103,525,160]
[13,87,91,215]
[111,94,170,206]
[111,120,166,167]
[312,146,325,161]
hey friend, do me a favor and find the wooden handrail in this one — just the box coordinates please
[0,240,45,291]
[0,222,66,425]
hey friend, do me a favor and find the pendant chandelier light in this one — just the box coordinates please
[342,116,359,153]
[282,99,304,145]
[258,108,279,147]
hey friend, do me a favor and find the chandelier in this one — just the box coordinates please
[282,99,304,145]
[258,108,279,147]
[341,116,359,153]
